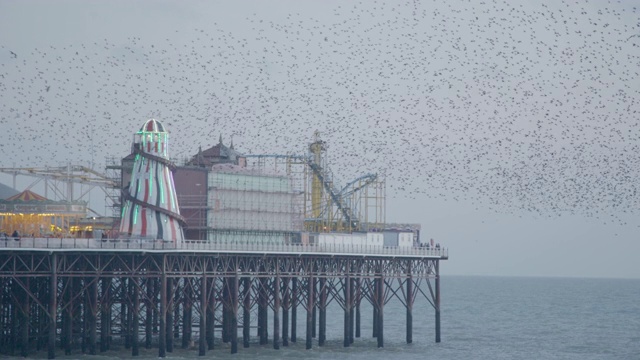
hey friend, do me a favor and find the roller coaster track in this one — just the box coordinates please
[305,159,357,228]
[245,154,375,229]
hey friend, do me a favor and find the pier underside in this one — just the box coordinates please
[0,251,442,358]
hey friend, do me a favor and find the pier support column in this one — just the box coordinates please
[372,278,378,338]
[406,261,413,344]
[343,274,351,348]
[3,280,10,353]
[318,277,326,346]
[87,278,98,355]
[377,275,384,348]
[350,277,355,344]
[435,260,441,343]
[145,278,154,349]
[182,278,193,349]
[166,278,174,353]
[312,277,317,338]
[20,278,30,357]
[305,276,314,350]
[199,273,207,356]
[206,278,215,350]
[48,254,57,360]
[273,274,280,350]
[132,278,140,356]
[282,277,290,347]
[172,280,180,344]
[159,264,167,358]
[222,278,229,344]
[230,272,239,354]
[63,278,72,355]
[291,278,297,343]
[258,275,268,345]
[122,278,130,350]
[242,277,251,348]
[0,279,5,354]
[101,277,112,352]
[355,278,361,338]
[10,284,17,356]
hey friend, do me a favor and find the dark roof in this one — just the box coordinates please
[187,140,243,167]
[200,143,225,157]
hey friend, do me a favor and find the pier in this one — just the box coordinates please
[0,239,447,358]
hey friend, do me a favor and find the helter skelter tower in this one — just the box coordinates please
[119,119,185,242]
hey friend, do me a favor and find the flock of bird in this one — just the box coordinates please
[1,0,639,224]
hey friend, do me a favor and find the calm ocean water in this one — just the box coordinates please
[28,276,640,360]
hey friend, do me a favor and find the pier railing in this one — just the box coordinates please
[0,237,448,258]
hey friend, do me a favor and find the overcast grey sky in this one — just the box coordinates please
[1,0,640,278]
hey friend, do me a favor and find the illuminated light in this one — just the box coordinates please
[133,205,138,225]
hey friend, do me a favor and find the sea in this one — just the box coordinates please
[25,276,640,360]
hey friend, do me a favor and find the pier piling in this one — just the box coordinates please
[0,250,445,357]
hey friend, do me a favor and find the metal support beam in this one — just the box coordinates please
[242,277,250,348]
[435,260,441,343]
[273,273,281,350]
[282,277,290,347]
[318,276,326,346]
[377,275,384,348]
[355,278,361,338]
[166,278,174,353]
[306,276,313,350]
[258,275,268,345]
[158,261,167,358]
[132,278,140,356]
[230,272,239,354]
[182,278,192,349]
[20,278,29,357]
[291,277,297,343]
[407,261,413,344]
[344,274,351,347]
[145,278,154,349]
[101,277,112,352]
[88,278,98,355]
[48,254,57,359]
[206,278,215,350]
[63,278,72,355]
[199,273,206,356]
[349,276,355,344]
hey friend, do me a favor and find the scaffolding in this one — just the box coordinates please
[245,133,386,234]
[206,165,303,244]
[105,157,123,218]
